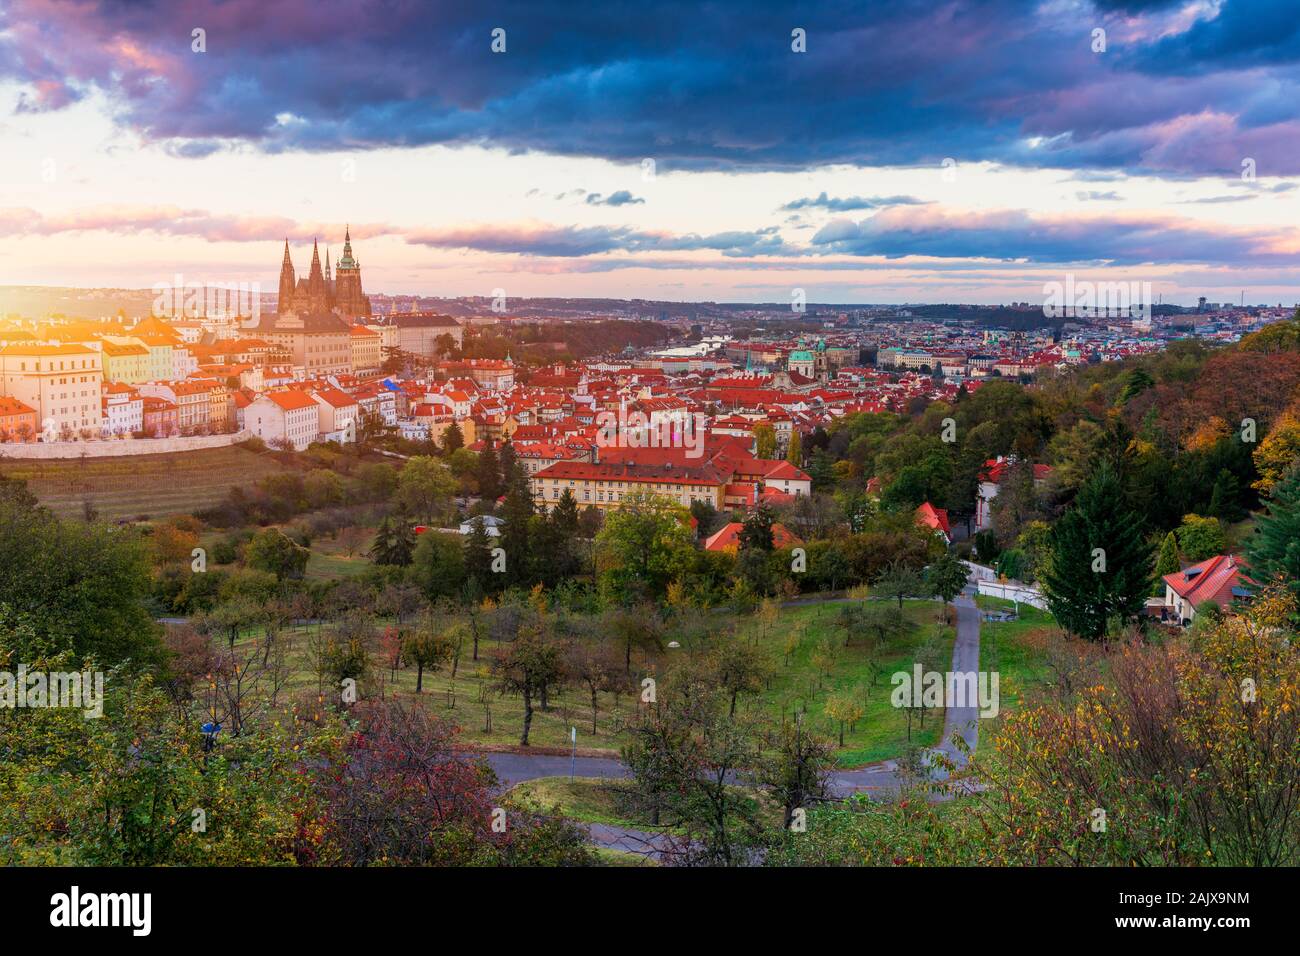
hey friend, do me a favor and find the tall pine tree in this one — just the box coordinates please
[441,421,464,455]
[1244,464,1300,599]
[1041,462,1153,641]
[477,439,503,502]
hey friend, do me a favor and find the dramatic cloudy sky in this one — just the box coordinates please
[1,0,1299,304]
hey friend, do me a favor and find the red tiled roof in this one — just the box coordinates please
[981,457,1052,483]
[704,521,802,552]
[916,502,951,537]
[265,391,319,412]
[534,459,727,488]
[1163,555,1251,608]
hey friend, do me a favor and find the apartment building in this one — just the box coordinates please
[102,383,143,436]
[99,339,151,384]
[246,391,321,450]
[0,343,103,438]
[137,381,211,433]
[350,325,382,374]
[532,459,728,511]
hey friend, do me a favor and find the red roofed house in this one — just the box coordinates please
[704,521,803,553]
[246,391,321,450]
[1162,554,1252,625]
[975,456,1053,531]
[312,387,359,442]
[915,502,952,544]
[0,396,38,441]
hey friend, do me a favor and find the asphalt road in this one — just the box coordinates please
[488,588,986,855]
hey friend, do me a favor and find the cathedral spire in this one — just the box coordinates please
[305,238,327,303]
[277,239,296,315]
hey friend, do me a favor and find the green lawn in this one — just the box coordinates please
[508,777,651,830]
[304,531,375,579]
[976,599,1056,713]
[507,775,781,833]
[220,596,952,766]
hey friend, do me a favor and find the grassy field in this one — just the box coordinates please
[977,599,1057,713]
[508,777,650,829]
[0,444,286,520]
[507,775,781,832]
[222,597,952,767]
[304,530,376,580]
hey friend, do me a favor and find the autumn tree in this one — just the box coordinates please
[492,628,562,746]
[402,619,453,693]
[709,634,772,717]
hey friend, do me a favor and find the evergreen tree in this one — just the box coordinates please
[738,504,777,552]
[476,439,503,501]
[462,518,497,592]
[1041,463,1153,641]
[441,421,464,455]
[1243,465,1300,600]
[551,488,580,538]
[1207,468,1244,522]
[547,488,582,580]
[1152,530,1180,595]
[498,467,536,587]
[369,515,415,567]
[808,448,836,492]
[498,440,522,488]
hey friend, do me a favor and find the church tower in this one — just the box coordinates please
[333,225,371,321]
[277,239,296,315]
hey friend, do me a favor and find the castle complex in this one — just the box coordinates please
[276,228,371,321]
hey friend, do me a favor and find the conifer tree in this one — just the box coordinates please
[1244,465,1300,600]
[1041,462,1153,640]
[1152,530,1179,596]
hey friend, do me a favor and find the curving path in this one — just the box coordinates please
[488,587,985,857]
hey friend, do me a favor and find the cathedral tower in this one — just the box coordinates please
[277,239,296,314]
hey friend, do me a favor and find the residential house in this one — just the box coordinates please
[1162,554,1252,625]
[246,391,321,451]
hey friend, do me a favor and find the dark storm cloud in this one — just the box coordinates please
[2,1,1298,175]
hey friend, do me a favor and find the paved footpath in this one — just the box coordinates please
[484,588,985,857]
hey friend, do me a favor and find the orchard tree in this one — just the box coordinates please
[492,629,562,746]
[875,560,924,610]
[757,716,834,829]
[709,634,772,717]
[402,620,453,693]
[925,550,969,604]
